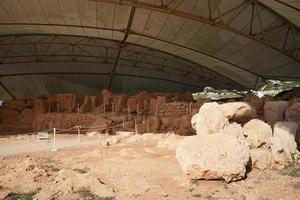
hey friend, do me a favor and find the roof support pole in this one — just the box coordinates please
[108,6,136,90]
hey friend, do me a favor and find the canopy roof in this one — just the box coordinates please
[0,0,299,99]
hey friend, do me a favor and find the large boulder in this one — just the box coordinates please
[222,123,245,139]
[176,134,250,183]
[220,102,257,123]
[270,137,292,168]
[195,102,228,135]
[285,102,300,144]
[249,96,263,112]
[273,121,298,154]
[263,101,289,126]
[243,119,272,148]
[250,149,272,170]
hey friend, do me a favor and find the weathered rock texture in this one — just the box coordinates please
[250,149,272,170]
[243,119,272,148]
[220,102,257,123]
[285,102,300,144]
[270,137,293,168]
[195,102,228,135]
[273,121,298,154]
[264,101,289,126]
[176,134,250,183]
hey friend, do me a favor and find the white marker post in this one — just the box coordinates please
[77,126,81,142]
[51,128,57,152]
[134,119,137,135]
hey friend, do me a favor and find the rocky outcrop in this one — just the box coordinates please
[220,102,257,123]
[176,134,250,183]
[243,119,272,148]
[273,121,298,154]
[264,101,289,126]
[195,102,228,135]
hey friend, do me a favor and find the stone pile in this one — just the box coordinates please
[176,101,300,182]
[176,102,250,182]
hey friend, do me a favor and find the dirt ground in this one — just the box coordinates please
[0,133,299,200]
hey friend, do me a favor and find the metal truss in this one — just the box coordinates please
[0,34,244,98]
[92,0,300,62]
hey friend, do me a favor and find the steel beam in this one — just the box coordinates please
[108,6,136,90]
[0,34,248,89]
[0,80,16,99]
[0,71,205,89]
[93,0,300,62]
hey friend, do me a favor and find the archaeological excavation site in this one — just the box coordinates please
[0,0,300,199]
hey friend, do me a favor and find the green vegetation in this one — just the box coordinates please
[4,192,36,200]
[193,193,201,198]
[38,164,60,172]
[260,80,300,91]
[77,188,114,200]
[281,162,300,177]
[73,168,88,174]
[192,87,242,100]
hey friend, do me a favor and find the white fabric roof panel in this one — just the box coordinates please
[0,0,299,99]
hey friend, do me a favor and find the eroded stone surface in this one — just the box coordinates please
[176,134,250,183]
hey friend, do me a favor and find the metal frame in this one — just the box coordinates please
[0,34,244,98]
[93,0,300,61]
[0,0,299,97]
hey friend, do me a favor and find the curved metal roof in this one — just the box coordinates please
[0,0,299,99]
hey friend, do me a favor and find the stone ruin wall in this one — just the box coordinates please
[0,90,196,134]
[1,87,300,138]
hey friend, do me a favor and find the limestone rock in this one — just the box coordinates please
[195,102,228,135]
[0,108,19,125]
[222,123,245,139]
[19,108,33,125]
[249,96,263,112]
[264,101,289,125]
[146,116,160,132]
[270,137,292,167]
[285,102,300,144]
[273,121,298,154]
[191,114,198,130]
[243,119,272,148]
[176,134,250,183]
[220,102,257,123]
[250,149,272,170]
